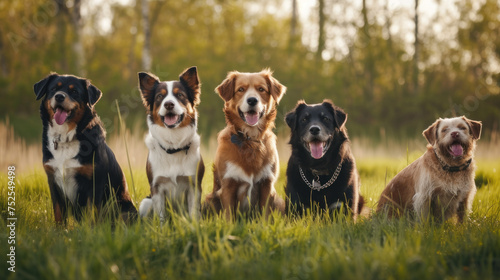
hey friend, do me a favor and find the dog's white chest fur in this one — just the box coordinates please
[412,159,476,218]
[45,121,82,204]
[141,121,202,219]
[146,121,201,200]
[223,160,277,210]
[145,124,201,180]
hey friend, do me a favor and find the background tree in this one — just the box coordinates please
[1,0,499,142]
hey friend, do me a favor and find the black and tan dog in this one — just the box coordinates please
[284,100,365,219]
[34,73,137,224]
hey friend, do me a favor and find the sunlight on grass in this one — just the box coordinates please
[1,121,499,279]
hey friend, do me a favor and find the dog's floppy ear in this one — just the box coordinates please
[179,66,201,106]
[462,116,482,140]
[83,79,102,107]
[216,71,238,102]
[34,73,59,100]
[322,99,347,129]
[423,119,441,145]
[138,72,160,108]
[262,68,286,104]
[285,100,307,129]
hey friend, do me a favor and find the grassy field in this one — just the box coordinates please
[1,125,500,279]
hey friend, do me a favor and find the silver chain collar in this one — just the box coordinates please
[299,162,342,191]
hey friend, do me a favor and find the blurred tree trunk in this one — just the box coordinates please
[413,0,419,95]
[128,25,138,82]
[72,0,85,76]
[0,30,8,77]
[362,0,374,100]
[289,0,298,51]
[55,0,69,72]
[141,0,152,71]
[384,0,398,94]
[317,0,325,60]
[58,0,85,76]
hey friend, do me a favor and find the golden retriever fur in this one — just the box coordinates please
[377,116,482,222]
[204,69,286,219]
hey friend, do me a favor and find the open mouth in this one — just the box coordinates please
[305,139,331,159]
[239,108,263,126]
[162,113,184,128]
[52,106,71,125]
[448,141,464,157]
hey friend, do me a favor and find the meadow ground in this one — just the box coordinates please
[1,124,499,279]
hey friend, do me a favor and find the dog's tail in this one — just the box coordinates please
[139,195,153,218]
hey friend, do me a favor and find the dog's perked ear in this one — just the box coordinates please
[34,73,59,100]
[261,69,287,104]
[216,71,238,102]
[138,72,160,109]
[462,116,482,140]
[285,100,307,129]
[322,100,347,129]
[423,119,441,145]
[83,79,102,107]
[179,66,201,106]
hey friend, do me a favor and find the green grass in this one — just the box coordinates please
[1,159,500,280]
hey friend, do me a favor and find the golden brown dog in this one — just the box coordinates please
[377,116,482,222]
[205,69,286,219]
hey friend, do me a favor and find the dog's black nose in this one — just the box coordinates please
[55,93,65,103]
[164,101,174,110]
[451,131,459,138]
[247,97,258,106]
[309,126,320,135]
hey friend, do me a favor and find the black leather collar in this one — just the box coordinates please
[230,132,252,148]
[433,149,472,172]
[159,143,191,155]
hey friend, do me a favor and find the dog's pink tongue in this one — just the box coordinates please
[54,108,68,125]
[450,144,464,157]
[164,114,179,126]
[309,142,324,159]
[245,113,259,126]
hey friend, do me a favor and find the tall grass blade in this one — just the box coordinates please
[115,99,137,202]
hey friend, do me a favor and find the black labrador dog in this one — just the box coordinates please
[284,100,365,219]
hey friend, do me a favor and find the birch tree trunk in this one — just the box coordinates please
[317,0,325,60]
[71,0,85,76]
[141,0,152,71]
[414,0,419,95]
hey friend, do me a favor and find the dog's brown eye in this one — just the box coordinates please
[238,87,245,92]
[258,87,265,92]
[156,94,163,101]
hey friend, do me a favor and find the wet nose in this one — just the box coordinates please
[309,126,320,135]
[55,93,65,103]
[451,131,459,138]
[164,101,174,110]
[247,97,258,106]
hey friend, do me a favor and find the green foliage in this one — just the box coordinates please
[1,160,499,279]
